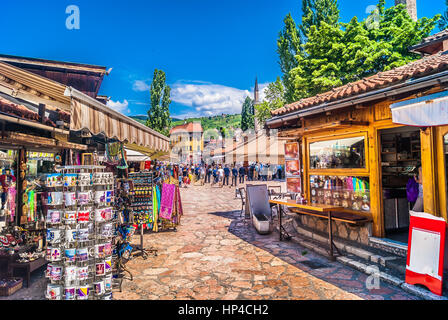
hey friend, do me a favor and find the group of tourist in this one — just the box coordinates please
[129,161,284,188]
[171,162,284,188]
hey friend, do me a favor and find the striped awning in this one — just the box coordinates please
[66,87,170,153]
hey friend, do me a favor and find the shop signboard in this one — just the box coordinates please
[284,142,301,194]
[405,211,448,296]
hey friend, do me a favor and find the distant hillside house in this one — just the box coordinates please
[169,122,203,164]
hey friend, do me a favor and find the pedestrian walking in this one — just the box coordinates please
[223,165,230,186]
[206,165,212,183]
[231,165,238,187]
[217,165,224,187]
[212,166,218,185]
[254,162,259,181]
[239,165,246,184]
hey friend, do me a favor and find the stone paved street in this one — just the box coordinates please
[114,181,419,300]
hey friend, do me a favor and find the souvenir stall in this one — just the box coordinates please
[44,165,115,300]
[113,178,136,290]
[0,149,61,294]
[159,183,183,230]
[127,172,158,259]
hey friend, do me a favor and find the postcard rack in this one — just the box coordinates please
[44,165,116,300]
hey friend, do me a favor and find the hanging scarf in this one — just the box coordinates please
[152,185,159,232]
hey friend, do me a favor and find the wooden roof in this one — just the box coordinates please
[0,54,107,98]
[271,51,448,117]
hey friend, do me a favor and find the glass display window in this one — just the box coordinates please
[26,151,55,178]
[0,149,18,226]
[309,175,370,212]
[309,136,366,169]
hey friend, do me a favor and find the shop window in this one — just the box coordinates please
[26,152,55,178]
[0,149,17,226]
[309,136,366,169]
[309,175,370,212]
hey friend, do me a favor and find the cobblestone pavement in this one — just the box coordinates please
[114,181,419,300]
[0,180,418,300]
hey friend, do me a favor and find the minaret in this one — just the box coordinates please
[254,77,259,104]
[395,0,417,21]
[253,77,262,133]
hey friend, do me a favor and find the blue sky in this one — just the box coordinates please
[0,0,446,118]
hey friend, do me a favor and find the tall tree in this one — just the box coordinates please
[439,0,448,31]
[300,0,340,39]
[255,77,286,126]
[277,13,302,103]
[240,96,254,132]
[285,0,440,102]
[277,0,340,103]
[146,69,171,136]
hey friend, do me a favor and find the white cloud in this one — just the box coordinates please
[258,83,270,102]
[132,80,150,92]
[171,82,253,118]
[107,99,129,114]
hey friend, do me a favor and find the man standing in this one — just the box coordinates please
[218,165,225,187]
[206,165,212,183]
[212,166,218,185]
[239,165,246,184]
[254,162,259,181]
[249,163,254,181]
[223,165,230,186]
[231,165,238,187]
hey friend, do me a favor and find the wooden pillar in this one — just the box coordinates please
[368,126,384,237]
[436,126,448,221]
[17,149,27,225]
[421,127,439,216]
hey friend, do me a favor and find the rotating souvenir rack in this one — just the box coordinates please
[127,172,157,259]
[43,165,115,300]
[112,178,136,291]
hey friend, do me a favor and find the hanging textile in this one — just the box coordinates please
[8,186,16,222]
[152,185,159,232]
[105,142,128,169]
[159,183,175,220]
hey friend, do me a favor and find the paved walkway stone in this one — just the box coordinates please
[113,181,420,300]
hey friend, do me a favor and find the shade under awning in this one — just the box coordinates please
[391,90,448,127]
[65,87,170,153]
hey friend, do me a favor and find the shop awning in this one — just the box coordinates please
[65,87,170,153]
[125,148,150,162]
[390,91,448,127]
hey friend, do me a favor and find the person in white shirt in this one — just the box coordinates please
[217,166,224,187]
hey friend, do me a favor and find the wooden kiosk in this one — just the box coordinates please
[266,34,448,244]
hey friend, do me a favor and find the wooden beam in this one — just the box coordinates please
[4,131,87,150]
[0,113,69,135]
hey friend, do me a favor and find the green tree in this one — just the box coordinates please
[300,0,340,39]
[277,0,340,103]
[277,13,302,103]
[240,96,254,132]
[285,0,440,102]
[439,0,448,31]
[255,77,286,125]
[146,69,171,136]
